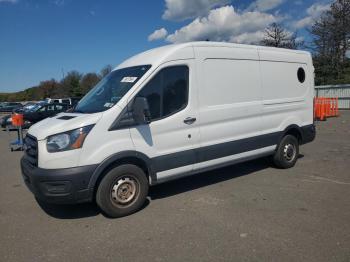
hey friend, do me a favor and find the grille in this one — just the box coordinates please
[24,134,38,166]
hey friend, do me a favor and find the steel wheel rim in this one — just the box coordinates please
[111,176,139,206]
[283,143,296,162]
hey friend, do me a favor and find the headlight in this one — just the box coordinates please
[46,125,94,153]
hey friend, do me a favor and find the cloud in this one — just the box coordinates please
[166,5,276,44]
[307,2,331,17]
[246,0,285,12]
[293,17,313,29]
[148,28,168,41]
[162,0,230,21]
[0,0,17,3]
[53,0,65,6]
[293,2,331,29]
[230,31,265,44]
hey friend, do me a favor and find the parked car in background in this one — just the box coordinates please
[2,104,37,129]
[1,102,69,129]
[0,102,23,112]
[45,97,81,106]
[14,102,44,114]
[24,103,70,124]
[1,114,31,129]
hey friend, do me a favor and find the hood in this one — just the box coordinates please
[27,112,103,140]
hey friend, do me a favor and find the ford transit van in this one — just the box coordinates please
[21,42,316,217]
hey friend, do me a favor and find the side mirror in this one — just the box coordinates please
[132,97,151,125]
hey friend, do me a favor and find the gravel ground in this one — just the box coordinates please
[0,112,349,262]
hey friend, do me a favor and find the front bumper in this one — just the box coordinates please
[21,157,98,204]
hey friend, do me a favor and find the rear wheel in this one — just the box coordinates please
[272,135,299,169]
[96,164,149,218]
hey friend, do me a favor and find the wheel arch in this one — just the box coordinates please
[88,151,156,194]
[281,125,303,144]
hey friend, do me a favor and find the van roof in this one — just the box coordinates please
[115,41,311,70]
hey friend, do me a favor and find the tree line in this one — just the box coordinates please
[1,0,349,102]
[310,0,350,85]
[0,65,113,102]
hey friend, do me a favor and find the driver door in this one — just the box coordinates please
[129,61,199,183]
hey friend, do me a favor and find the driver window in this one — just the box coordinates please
[137,65,189,121]
[137,72,161,120]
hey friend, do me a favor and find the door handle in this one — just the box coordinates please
[184,117,196,125]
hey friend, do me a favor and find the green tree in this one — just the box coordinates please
[61,71,82,97]
[1,64,114,102]
[100,65,113,78]
[80,73,101,94]
[311,0,350,85]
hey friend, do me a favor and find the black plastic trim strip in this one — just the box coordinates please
[152,131,281,173]
[196,131,280,164]
[152,148,196,172]
[94,124,315,186]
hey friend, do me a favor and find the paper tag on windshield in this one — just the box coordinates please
[104,103,114,108]
[121,77,137,83]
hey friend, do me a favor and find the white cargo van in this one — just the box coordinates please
[21,42,315,217]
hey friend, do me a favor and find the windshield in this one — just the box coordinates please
[22,104,35,111]
[28,103,44,112]
[74,65,151,113]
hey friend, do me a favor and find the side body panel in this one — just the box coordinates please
[193,46,266,171]
[258,48,314,136]
[78,106,136,168]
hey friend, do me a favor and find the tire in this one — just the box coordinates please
[272,135,299,169]
[96,164,149,218]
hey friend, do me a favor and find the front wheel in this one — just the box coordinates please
[272,135,299,169]
[96,164,149,218]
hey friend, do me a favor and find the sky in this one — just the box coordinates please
[0,0,332,92]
